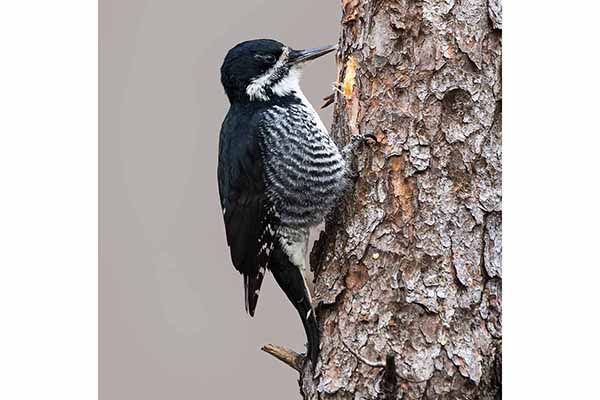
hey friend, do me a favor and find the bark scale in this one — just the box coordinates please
[301,1,502,399]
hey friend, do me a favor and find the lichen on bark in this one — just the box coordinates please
[301,1,502,399]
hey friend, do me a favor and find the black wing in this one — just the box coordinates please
[218,110,278,316]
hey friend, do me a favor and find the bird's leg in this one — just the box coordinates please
[342,131,377,179]
[342,131,377,162]
[324,132,377,228]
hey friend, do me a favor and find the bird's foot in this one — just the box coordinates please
[343,131,377,158]
[351,131,377,148]
[343,131,377,178]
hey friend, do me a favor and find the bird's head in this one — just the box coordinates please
[220,39,336,103]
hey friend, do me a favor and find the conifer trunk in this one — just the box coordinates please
[302,1,502,398]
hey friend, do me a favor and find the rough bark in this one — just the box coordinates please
[300,1,502,398]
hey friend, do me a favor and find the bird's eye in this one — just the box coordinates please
[256,54,277,64]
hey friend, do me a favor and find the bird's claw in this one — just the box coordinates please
[342,131,377,167]
[351,131,377,147]
[362,132,378,143]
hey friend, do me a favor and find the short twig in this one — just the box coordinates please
[261,344,304,372]
[321,93,335,109]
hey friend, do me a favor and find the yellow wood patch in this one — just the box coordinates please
[342,56,357,100]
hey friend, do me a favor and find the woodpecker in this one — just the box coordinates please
[218,39,369,369]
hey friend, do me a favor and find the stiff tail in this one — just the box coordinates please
[270,246,320,369]
[300,302,319,369]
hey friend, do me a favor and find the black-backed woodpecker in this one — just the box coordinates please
[218,39,369,369]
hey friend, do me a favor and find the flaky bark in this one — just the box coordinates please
[300,1,502,399]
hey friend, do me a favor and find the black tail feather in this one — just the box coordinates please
[302,306,320,368]
[270,246,320,369]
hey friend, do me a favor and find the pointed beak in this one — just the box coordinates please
[287,44,337,66]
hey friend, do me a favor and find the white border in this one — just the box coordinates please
[1,0,599,398]
[0,1,97,399]
[505,1,600,398]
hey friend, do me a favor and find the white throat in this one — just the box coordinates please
[271,68,302,98]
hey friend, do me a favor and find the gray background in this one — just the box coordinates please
[99,1,339,399]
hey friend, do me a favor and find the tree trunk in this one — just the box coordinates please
[303,1,502,398]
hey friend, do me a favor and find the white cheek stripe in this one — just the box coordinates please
[246,47,292,101]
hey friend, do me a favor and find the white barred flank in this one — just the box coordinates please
[259,92,347,228]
